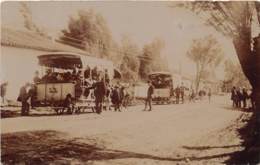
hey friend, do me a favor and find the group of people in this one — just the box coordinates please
[15,66,216,116]
[231,86,254,109]
[172,86,211,104]
[34,65,107,85]
[174,86,185,104]
[17,66,133,115]
[75,76,132,114]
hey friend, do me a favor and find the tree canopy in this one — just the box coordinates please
[224,59,250,88]
[60,9,113,59]
[139,38,168,79]
[187,35,223,92]
[118,36,141,82]
[19,2,46,36]
[173,1,260,88]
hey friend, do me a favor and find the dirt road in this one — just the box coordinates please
[1,96,251,164]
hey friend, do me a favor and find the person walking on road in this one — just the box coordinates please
[242,88,248,108]
[111,85,121,112]
[0,82,8,106]
[18,82,31,116]
[180,85,185,104]
[236,87,243,108]
[143,81,154,111]
[175,86,180,104]
[208,88,212,103]
[231,86,237,107]
[119,86,126,110]
[189,89,196,102]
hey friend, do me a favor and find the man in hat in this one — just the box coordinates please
[143,81,154,111]
[87,76,106,114]
[111,85,121,112]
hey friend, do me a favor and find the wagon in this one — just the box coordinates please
[34,52,94,114]
[148,72,174,104]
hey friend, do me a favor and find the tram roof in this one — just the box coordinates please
[148,71,172,76]
[38,52,83,69]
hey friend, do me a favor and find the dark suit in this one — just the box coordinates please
[145,85,154,111]
[111,88,121,111]
[89,81,106,114]
[19,86,30,115]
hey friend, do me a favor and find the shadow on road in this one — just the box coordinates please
[2,130,239,164]
[182,145,240,151]
[225,111,260,164]
[220,106,252,113]
[1,109,95,119]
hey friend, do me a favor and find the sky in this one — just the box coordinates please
[1,1,240,80]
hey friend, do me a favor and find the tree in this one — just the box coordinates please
[139,38,168,79]
[118,36,141,82]
[19,2,46,36]
[224,59,251,89]
[187,35,223,92]
[173,1,260,111]
[60,9,113,59]
[173,2,260,160]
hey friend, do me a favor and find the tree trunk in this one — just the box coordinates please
[195,63,201,93]
[234,34,260,138]
[253,36,260,137]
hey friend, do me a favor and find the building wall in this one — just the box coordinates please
[1,46,48,100]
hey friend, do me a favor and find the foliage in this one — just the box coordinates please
[187,35,224,92]
[224,60,251,88]
[172,1,260,88]
[60,9,113,59]
[60,10,170,82]
[118,36,141,82]
[19,2,46,36]
[139,38,168,80]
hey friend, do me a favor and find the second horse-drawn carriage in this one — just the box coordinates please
[148,72,174,104]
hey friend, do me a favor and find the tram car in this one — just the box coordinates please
[34,52,120,114]
[148,72,174,104]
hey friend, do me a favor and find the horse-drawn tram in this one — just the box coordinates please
[34,52,116,114]
[148,72,174,104]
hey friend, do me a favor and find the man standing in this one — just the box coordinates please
[175,86,180,104]
[119,86,126,110]
[144,81,154,111]
[231,86,237,107]
[237,88,243,108]
[104,69,110,85]
[88,76,106,114]
[242,88,248,108]
[111,85,121,112]
[28,84,37,109]
[180,84,185,104]
[0,82,8,106]
[18,83,31,116]
[208,88,212,103]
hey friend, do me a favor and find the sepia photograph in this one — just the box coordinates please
[1,1,260,164]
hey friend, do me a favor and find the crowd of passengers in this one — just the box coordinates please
[33,66,106,84]
[150,76,173,88]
